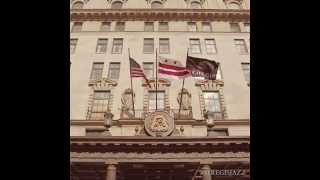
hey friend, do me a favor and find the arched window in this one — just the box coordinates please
[111,1,123,9]
[151,1,163,9]
[227,2,241,9]
[72,1,84,9]
[190,1,201,9]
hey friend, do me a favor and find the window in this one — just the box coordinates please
[189,39,201,54]
[72,1,84,9]
[151,1,163,9]
[90,91,111,120]
[96,39,108,54]
[108,62,121,80]
[144,22,154,31]
[149,91,165,111]
[204,92,221,112]
[244,23,250,32]
[234,39,248,54]
[211,129,228,136]
[70,39,78,54]
[143,38,154,54]
[90,63,104,80]
[111,1,123,9]
[202,22,212,32]
[205,39,217,54]
[143,62,154,78]
[190,1,201,9]
[115,22,125,31]
[159,22,169,31]
[241,63,250,84]
[159,38,170,54]
[100,22,111,31]
[216,66,222,80]
[230,23,241,32]
[188,22,197,32]
[71,22,83,32]
[112,38,123,54]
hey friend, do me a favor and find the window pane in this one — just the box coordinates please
[108,63,121,80]
[144,38,154,53]
[115,22,125,31]
[71,22,82,32]
[90,63,104,80]
[159,22,169,31]
[190,39,201,53]
[96,39,108,53]
[112,39,123,53]
[111,2,123,9]
[244,23,250,32]
[159,38,169,54]
[70,39,78,54]
[143,63,154,78]
[202,22,211,32]
[72,2,84,9]
[190,2,201,9]
[144,22,154,31]
[204,92,220,112]
[151,1,163,8]
[234,39,248,54]
[230,23,241,32]
[100,22,111,31]
[149,91,165,110]
[241,63,250,83]
[188,22,197,31]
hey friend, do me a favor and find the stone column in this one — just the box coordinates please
[106,164,117,180]
[202,164,212,180]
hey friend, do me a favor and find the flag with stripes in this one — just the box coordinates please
[130,57,151,87]
[158,56,191,79]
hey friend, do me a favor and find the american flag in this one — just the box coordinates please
[130,57,151,87]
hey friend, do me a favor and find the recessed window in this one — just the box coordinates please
[230,22,241,32]
[205,39,217,54]
[115,22,125,31]
[90,91,111,120]
[159,22,169,31]
[90,63,104,80]
[151,1,163,9]
[143,62,154,78]
[143,38,154,54]
[149,91,165,111]
[108,62,121,80]
[234,39,248,54]
[144,22,154,32]
[72,1,84,9]
[202,22,212,32]
[190,1,201,9]
[71,22,83,32]
[111,1,123,9]
[188,22,197,32]
[100,22,111,32]
[112,38,123,54]
[241,63,250,84]
[70,39,78,54]
[189,39,201,54]
[204,92,221,112]
[244,22,250,32]
[96,39,108,54]
[159,38,170,54]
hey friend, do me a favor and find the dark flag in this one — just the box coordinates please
[186,55,219,80]
[129,57,151,88]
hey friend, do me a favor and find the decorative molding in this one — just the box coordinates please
[71,0,89,4]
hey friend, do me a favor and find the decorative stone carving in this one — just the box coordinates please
[120,88,135,119]
[145,111,174,137]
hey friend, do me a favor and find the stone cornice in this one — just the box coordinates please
[70,9,250,21]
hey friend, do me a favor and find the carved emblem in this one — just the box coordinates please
[145,111,174,137]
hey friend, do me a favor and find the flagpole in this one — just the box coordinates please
[178,48,189,119]
[155,48,158,111]
[128,48,135,117]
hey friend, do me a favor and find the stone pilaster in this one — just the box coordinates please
[106,164,117,180]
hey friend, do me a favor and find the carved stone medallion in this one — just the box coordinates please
[145,111,174,137]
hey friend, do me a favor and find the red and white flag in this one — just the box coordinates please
[158,56,191,79]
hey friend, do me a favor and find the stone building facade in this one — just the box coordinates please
[70,0,250,179]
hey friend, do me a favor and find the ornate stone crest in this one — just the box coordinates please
[145,111,174,137]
